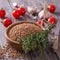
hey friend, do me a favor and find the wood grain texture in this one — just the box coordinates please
[0,0,60,60]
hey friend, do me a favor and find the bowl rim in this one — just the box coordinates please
[5,21,43,44]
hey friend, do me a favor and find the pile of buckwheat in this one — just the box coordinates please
[0,43,25,59]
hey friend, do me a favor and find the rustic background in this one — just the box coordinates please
[0,0,60,60]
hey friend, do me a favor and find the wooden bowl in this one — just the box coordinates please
[5,21,42,51]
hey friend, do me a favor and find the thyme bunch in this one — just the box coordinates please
[17,24,55,53]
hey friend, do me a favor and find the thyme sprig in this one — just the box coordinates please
[17,24,55,53]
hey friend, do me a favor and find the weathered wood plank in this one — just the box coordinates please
[49,0,60,59]
[0,0,13,47]
[0,0,60,60]
[10,0,51,60]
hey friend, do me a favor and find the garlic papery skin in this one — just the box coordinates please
[27,6,37,14]
[38,10,51,19]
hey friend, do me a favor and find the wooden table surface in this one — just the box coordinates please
[0,0,60,60]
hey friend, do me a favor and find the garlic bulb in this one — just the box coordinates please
[38,10,51,19]
[27,6,37,14]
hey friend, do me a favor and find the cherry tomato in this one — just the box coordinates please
[18,7,26,15]
[48,17,57,24]
[12,9,21,19]
[37,20,45,27]
[48,4,56,13]
[2,18,12,27]
[0,9,6,18]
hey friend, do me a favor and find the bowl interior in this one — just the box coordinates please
[5,21,42,44]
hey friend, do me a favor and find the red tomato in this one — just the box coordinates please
[48,17,57,24]
[0,9,6,18]
[18,7,26,15]
[12,9,21,19]
[37,20,45,27]
[48,4,56,13]
[3,18,12,27]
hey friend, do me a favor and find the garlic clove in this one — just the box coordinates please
[53,36,58,52]
[27,6,37,14]
[33,16,37,20]
[38,10,52,19]
[13,2,18,7]
[38,10,44,19]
